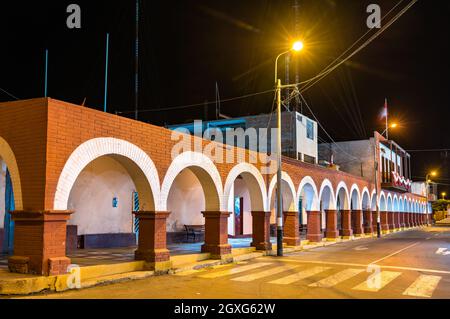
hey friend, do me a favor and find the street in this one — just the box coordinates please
[21,227,450,299]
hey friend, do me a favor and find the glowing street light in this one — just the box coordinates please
[274,41,305,257]
[425,171,438,226]
[381,122,398,136]
[442,192,447,200]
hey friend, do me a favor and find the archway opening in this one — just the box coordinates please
[67,154,155,251]
[270,180,295,222]
[166,165,221,249]
[0,158,15,256]
[226,172,264,238]
[319,185,333,237]
[336,187,349,235]
[299,182,319,237]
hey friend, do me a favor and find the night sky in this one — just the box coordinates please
[0,0,449,194]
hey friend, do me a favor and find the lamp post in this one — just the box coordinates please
[425,171,437,226]
[274,41,303,257]
[380,123,398,137]
[442,192,447,200]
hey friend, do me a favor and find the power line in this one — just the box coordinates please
[407,149,450,153]
[296,0,417,93]
[117,88,275,114]
[0,87,19,100]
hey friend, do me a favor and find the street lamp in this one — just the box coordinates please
[425,171,437,226]
[274,40,304,257]
[442,192,447,200]
[380,123,398,137]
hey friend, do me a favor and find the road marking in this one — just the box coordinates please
[353,246,369,251]
[268,266,330,285]
[370,242,421,264]
[352,271,402,292]
[308,268,365,288]
[261,258,450,275]
[231,265,300,282]
[198,263,272,279]
[435,248,450,256]
[402,275,442,298]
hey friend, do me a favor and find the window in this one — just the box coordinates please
[304,154,316,164]
[306,120,314,140]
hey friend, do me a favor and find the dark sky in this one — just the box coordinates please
[0,0,449,194]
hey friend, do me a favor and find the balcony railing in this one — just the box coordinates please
[381,171,412,193]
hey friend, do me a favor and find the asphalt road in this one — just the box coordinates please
[20,226,450,299]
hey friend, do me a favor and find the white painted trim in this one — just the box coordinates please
[223,162,267,212]
[0,136,23,210]
[318,179,336,210]
[53,137,160,211]
[297,176,320,211]
[160,151,223,211]
[336,181,350,210]
[267,172,298,212]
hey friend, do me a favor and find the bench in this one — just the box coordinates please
[184,225,205,242]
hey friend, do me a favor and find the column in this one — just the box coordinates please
[352,210,364,237]
[283,211,300,246]
[380,211,390,234]
[388,211,395,232]
[394,212,401,231]
[251,211,272,251]
[8,210,73,275]
[306,211,322,243]
[363,210,373,235]
[201,211,232,260]
[400,212,406,229]
[372,211,379,233]
[341,210,353,238]
[325,210,339,240]
[134,211,171,272]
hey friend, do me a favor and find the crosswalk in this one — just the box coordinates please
[178,262,444,298]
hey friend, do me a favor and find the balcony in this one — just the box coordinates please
[381,171,412,193]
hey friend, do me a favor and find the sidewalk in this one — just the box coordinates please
[0,233,379,296]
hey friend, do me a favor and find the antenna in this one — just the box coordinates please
[134,0,139,120]
[44,49,48,97]
[215,81,221,119]
[103,33,110,112]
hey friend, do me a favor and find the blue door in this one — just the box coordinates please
[2,169,15,254]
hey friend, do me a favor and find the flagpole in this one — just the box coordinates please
[385,98,389,140]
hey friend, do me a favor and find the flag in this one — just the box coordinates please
[380,98,388,119]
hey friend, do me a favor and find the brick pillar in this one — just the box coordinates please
[325,210,339,240]
[372,211,379,231]
[388,211,395,232]
[201,211,232,260]
[394,212,400,230]
[412,213,417,227]
[134,211,171,271]
[352,210,364,237]
[407,212,412,228]
[8,210,73,275]
[363,210,373,235]
[400,212,406,229]
[307,211,322,243]
[251,211,272,251]
[420,214,424,226]
[341,210,353,238]
[283,211,300,246]
[380,211,390,234]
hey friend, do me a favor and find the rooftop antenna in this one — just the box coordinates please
[215,81,221,119]
[293,0,302,113]
[44,49,48,97]
[103,33,110,112]
[134,0,139,120]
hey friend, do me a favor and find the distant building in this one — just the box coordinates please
[167,111,319,164]
[319,132,413,193]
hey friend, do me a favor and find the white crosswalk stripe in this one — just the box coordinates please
[198,262,272,279]
[402,275,442,298]
[268,266,331,285]
[352,271,402,292]
[308,268,365,288]
[231,265,301,282]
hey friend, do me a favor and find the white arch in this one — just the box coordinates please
[54,137,160,211]
[350,184,362,210]
[361,187,371,210]
[393,194,399,212]
[0,136,23,210]
[370,189,377,211]
[318,179,336,210]
[336,181,350,210]
[387,193,393,211]
[379,191,387,211]
[297,176,320,211]
[160,151,223,211]
[267,172,298,212]
[223,162,268,212]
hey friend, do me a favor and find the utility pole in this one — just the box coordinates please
[374,134,381,238]
[104,33,110,113]
[276,79,283,257]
